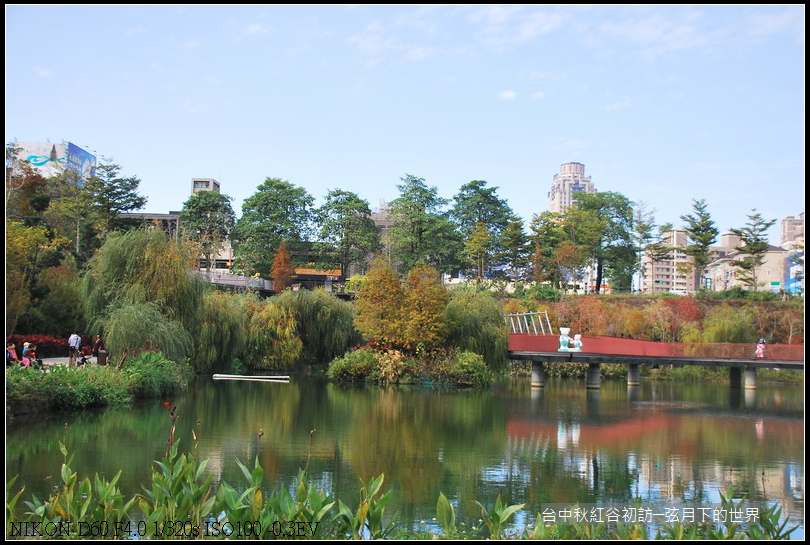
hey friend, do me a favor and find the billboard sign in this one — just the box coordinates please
[66,142,97,183]
[17,142,66,178]
[14,141,96,185]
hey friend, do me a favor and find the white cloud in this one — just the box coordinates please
[604,99,633,112]
[498,90,518,100]
[531,91,546,100]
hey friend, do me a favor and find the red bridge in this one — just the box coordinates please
[506,312,804,390]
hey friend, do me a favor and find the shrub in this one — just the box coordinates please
[6,365,131,414]
[446,351,492,387]
[123,351,190,399]
[327,346,377,382]
[369,349,418,384]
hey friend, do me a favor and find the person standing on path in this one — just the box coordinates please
[92,335,104,364]
[68,331,82,367]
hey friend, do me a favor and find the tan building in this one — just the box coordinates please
[640,229,790,294]
[638,229,697,294]
[547,162,597,214]
[705,243,788,293]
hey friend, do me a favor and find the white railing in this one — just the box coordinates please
[505,311,552,335]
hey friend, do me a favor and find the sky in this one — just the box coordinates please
[6,5,805,245]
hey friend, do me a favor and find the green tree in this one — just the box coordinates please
[632,202,656,289]
[5,220,51,333]
[389,174,461,274]
[529,211,574,287]
[680,199,719,291]
[274,288,359,366]
[451,180,513,275]
[193,290,247,373]
[497,215,531,281]
[729,210,777,291]
[80,228,207,363]
[314,189,381,277]
[232,178,314,276]
[179,189,235,272]
[463,222,493,282]
[570,192,635,293]
[85,160,147,236]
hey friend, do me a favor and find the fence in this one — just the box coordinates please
[505,311,553,335]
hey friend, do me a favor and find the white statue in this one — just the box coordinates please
[558,328,572,352]
[572,334,583,352]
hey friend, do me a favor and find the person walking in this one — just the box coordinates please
[68,331,82,367]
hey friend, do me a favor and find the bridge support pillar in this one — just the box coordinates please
[531,361,546,388]
[744,367,757,390]
[586,363,601,389]
[627,363,640,386]
[729,367,742,389]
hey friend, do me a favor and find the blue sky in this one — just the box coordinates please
[6,5,804,245]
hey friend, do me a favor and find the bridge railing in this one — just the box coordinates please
[190,270,274,291]
[505,311,552,335]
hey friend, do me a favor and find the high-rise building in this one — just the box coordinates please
[547,162,597,214]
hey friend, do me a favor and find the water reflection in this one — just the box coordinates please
[6,376,804,538]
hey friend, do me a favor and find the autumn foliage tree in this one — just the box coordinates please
[402,263,450,352]
[271,240,294,291]
[354,258,406,348]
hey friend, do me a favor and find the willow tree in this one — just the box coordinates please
[274,288,359,366]
[193,290,247,373]
[242,298,302,370]
[80,228,207,362]
[444,285,509,371]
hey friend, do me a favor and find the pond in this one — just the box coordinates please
[6,374,805,538]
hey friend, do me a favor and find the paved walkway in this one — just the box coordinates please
[37,357,105,368]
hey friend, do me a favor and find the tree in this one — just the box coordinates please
[402,263,450,352]
[5,142,48,217]
[497,215,531,281]
[80,228,207,357]
[632,202,656,290]
[571,192,635,293]
[5,220,50,333]
[530,211,578,288]
[680,199,719,291]
[232,178,314,276]
[314,189,381,277]
[463,222,493,282]
[451,180,514,275]
[179,189,235,272]
[354,257,406,347]
[271,240,294,291]
[729,210,777,291]
[85,160,147,235]
[389,174,461,274]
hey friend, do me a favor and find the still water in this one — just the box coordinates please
[6,375,805,538]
